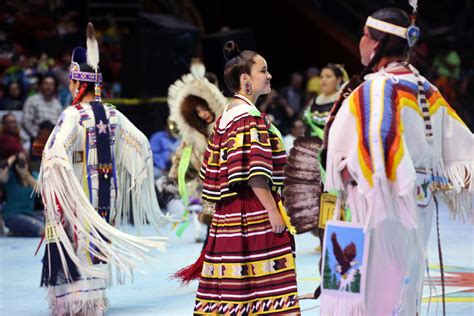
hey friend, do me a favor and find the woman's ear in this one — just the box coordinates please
[240,73,249,84]
[373,40,381,51]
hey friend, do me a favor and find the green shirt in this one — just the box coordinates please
[2,170,38,220]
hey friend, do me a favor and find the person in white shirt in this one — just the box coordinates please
[21,74,62,140]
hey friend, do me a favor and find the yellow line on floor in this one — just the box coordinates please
[298,277,321,281]
[422,297,474,303]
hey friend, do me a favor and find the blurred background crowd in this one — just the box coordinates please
[0,0,472,236]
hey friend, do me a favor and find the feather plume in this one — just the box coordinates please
[409,0,418,13]
[86,22,100,71]
[190,59,206,78]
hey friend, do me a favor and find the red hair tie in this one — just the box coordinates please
[72,83,88,105]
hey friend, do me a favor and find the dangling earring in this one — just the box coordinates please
[244,81,252,95]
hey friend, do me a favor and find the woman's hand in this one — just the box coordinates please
[267,210,286,234]
[6,155,16,167]
[249,175,286,234]
[341,167,355,186]
[14,160,36,187]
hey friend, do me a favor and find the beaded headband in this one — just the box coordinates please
[365,16,420,47]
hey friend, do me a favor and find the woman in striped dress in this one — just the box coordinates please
[194,41,300,315]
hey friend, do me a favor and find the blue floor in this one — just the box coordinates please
[1,200,473,315]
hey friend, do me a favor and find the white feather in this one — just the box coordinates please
[409,0,418,13]
[190,61,206,78]
[86,36,100,71]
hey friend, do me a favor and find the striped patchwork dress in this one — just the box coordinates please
[196,96,300,315]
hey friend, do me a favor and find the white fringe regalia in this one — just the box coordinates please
[38,102,171,315]
[324,67,473,315]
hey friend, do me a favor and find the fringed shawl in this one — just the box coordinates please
[326,71,473,230]
[37,102,172,283]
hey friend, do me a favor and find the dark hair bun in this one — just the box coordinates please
[223,40,240,61]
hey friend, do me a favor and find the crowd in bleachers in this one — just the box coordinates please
[1,0,473,237]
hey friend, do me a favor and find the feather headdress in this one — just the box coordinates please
[69,22,102,84]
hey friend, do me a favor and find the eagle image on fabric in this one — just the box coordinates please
[322,221,369,295]
[331,232,358,291]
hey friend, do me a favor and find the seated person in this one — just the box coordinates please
[0,151,43,237]
[149,123,180,179]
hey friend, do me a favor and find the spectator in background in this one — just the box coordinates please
[21,73,62,141]
[280,72,305,115]
[0,151,43,237]
[0,81,25,110]
[283,118,306,154]
[31,120,54,159]
[0,114,23,161]
[37,53,53,75]
[305,66,321,102]
[2,54,28,92]
[149,123,181,178]
[432,49,462,103]
[52,51,72,106]
[258,89,294,135]
[303,63,348,139]
[23,56,43,96]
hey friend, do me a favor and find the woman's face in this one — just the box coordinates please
[68,79,79,97]
[359,26,380,66]
[195,103,214,124]
[248,55,272,95]
[9,82,20,98]
[320,68,341,95]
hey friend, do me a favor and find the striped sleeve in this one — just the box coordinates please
[201,114,286,202]
[226,115,275,189]
[348,77,405,187]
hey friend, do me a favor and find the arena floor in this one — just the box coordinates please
[1,200,472,315]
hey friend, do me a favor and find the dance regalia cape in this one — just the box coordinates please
[324,67,473,315]
[37,101,171,315]
[193,97,300,315]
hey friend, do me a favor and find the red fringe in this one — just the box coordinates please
[171,248,206,286]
